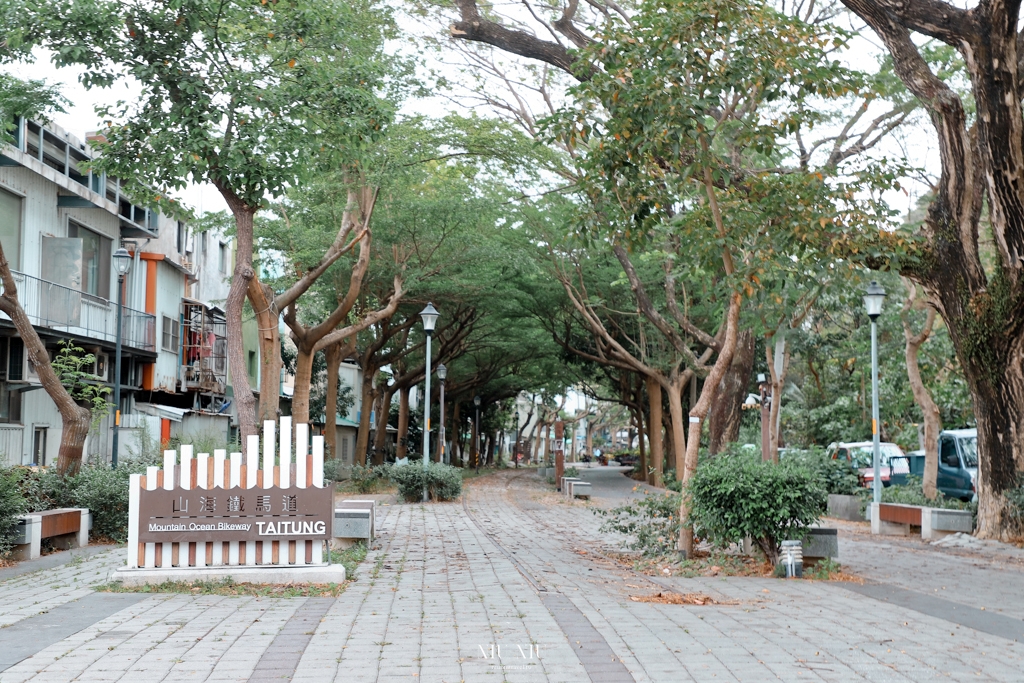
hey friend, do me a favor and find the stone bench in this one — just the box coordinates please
[560,477,580,495]
[870,502,974,540]
[569,481,592,499]
[12,508,91,561]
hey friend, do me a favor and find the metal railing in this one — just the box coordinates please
[0,270,155,352]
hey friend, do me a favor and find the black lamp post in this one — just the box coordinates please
[436,363,447,465]
[863,280,886,504]
[111,247,132,468]
[420,303,439,502]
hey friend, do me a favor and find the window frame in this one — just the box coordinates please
[162,315,180,353]
[67,220,111,298]
[0,185,23,272]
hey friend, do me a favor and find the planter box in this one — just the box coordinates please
[827,494,864,521]
[802,528,838,560]
[569,481,592,499]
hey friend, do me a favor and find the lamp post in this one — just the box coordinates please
[420,303,439,502]
[437,364,447,465]
[474,395,481,473]
[111,247,132,468]
[863,280,886,504]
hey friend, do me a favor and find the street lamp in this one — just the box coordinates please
[863,280,885,504]
[437,363,447,465]
[420,303,439,502]
[474,395,482,472]
[111,247,132,468]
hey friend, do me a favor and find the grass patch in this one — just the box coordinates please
[329,542,368,579]
[96,578,347,597]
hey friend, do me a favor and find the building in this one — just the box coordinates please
[0,116,260,466]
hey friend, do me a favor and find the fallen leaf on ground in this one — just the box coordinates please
[629,592,735,606]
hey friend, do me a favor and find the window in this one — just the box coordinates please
[218,242,228,274]
[0,382,21,423]
[940,438,960,468]
[162,315,180,352]
[247,350,257,380]
[0,187,22,270]
[200,230,207,256]
[67,222,111,297]
[5,337,23,381]
[176,221,185,254]
[341,436,350,463]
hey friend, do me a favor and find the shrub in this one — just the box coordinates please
[786,447,861,496]
[596,491,682,556]
[0,467,27,556]
[349,464,391,493]
[564,466,580,478]
[388,462,463,502]
[686,452,824,565]
[322,458,350,484]
[880,475,972,511]
[71,466,132,542]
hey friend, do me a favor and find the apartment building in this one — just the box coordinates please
[0,117,259,466]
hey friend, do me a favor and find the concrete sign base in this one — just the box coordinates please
[110,563,346,587]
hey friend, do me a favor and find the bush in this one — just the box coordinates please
[786,447,861,496]
[348,464,391,493]
[880,475,971,511]
[71,466,133,542]
[388,462,463,502]
[323,458,350,484]
[564,466,580,478]
[686,452,824,565]
[0,467,27,556]
[596,491,682,556]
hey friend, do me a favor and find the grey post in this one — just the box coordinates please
[111,247,133,468]
[864,280,885,504]
[420,303,439,502]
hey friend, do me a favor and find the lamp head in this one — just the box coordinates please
[437,363,447,381]
[474,395,481,407]
[113,247,132,276]
[863,280,885,321]
[419,302,439,333]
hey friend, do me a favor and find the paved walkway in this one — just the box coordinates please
[0,467,1023,682]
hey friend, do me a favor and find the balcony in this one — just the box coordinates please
[0,270,156,352]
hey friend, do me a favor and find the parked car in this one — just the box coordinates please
[903,428,978,501]
[825,441,909,488]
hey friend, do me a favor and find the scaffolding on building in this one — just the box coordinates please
[180,299,227,404]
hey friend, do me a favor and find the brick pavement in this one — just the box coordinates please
[0,468,1023,682]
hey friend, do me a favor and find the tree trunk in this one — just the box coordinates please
[452,400,463,466]
[324,342,343,461]
[901,284,942,499]
[373,388,394,464]
[635,402,647,479]
[470,413,479,468]
[355,363,377,467]
[396,386,410,459]
[291,345,315,425]
[680,294,741,556]
[708,329,754,454]
[0,243,93,475]
[543,423,551,465]
[645,377,664,487]
[249,279,281,424]
[221,199,258,441]
[665,376,689,481]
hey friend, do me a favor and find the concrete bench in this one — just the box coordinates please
[338,499,376,538]
[827,494,865,521]
[560,477,580,495]
[12,508,91,561]
[569,481,592,499]
[922,508,973,540]
[870,502,974,539]
[332,509,372,550]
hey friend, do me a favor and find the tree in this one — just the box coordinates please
[26,0,397,439]
[901,280,942,499]
[838,0,1024,537]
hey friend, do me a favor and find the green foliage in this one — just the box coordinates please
[806,558,844,580]
[388,462,463,502]
[345,464,391,493]
[26,0,402,214]
[687,453,824,565]
[0,74,68,142]
[52,341,111,431]
[322,458,348,484]
[564,466,580,478]
[880,475,971,511]
[785,448,861,496]
[330,541,367,580]
[596,491,682,557]
[0,466,27,556]
[1005,475,1024,535]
